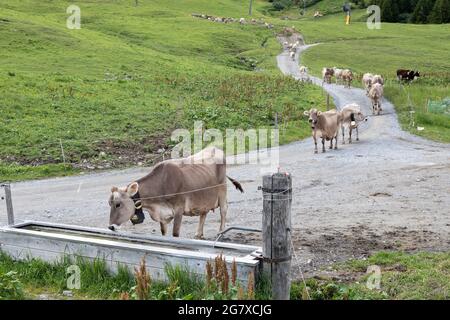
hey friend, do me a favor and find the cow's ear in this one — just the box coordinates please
[111,186,118,193]
[303,110,309,116]
[127,182,139,196]
[317,111,323,116]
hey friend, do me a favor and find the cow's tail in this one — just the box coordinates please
[227,176,244,193]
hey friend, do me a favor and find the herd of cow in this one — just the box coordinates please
[302,67,391,154]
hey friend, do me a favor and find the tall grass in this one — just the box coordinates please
[0,252,271,300]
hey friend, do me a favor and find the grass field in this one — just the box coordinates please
[281,8,450,142]
[292,251,450,300]
[0,0,327,181]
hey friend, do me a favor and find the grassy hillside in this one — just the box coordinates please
[1,1,448,182]
[288,9,450,142]
[0,0,326,181]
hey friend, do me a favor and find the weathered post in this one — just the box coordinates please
[1,183,14,225]
[262,172,292,300]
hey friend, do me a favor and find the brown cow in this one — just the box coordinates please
[342,69,353,88]
[304,109,342,153]
[108,147,243,239]
[322,67,334,85]
[340,104,368,144]
[369,83,384,115]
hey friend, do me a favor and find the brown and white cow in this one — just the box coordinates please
[340,103,368,144]
[108,147,243,239]
[322,67,334,85]
[342,69,353,88]
[304,109,342,153]
[362,73,374,96]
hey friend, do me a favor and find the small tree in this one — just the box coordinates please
[428,0,450,23]
[380,0,400,22]
[411,0,436,23]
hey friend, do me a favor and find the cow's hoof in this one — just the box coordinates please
[314,150,318,154]
[194,234,204,240]
[356,138,359,141]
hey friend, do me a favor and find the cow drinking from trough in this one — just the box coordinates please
[108,147,243,239]
[304,109,342,154]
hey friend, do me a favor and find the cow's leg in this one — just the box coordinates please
[313,134,318,154]
[342,126,345,144]
[160,222,167,236]
[172,211,183,237]
[195,213,207,239]
[349,127,353,144]
[329,138,333,149]
[322,138,326,153]
[219,196,228,233]
[334,134,338,150]
[356,126,359,141]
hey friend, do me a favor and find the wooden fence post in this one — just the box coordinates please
[262,172,292,300]
[1,183,15,225]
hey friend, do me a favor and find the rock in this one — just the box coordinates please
[62,290,73,297]
[38,294,50,300]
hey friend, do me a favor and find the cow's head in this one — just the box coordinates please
[108,183,139,230]
[414,71,421,79]
[304,109,322,129]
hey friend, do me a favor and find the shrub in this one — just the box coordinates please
[0,271,25,300]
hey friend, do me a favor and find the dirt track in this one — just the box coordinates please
[1,37,449,278]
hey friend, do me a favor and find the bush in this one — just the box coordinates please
[272,0,293,11]
[0,271,25,300]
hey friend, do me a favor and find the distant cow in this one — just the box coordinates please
[342,69,353,88]
[322,67,334,85]
[304,109,342,153]
[369,83,384,115]
[340,104,368,144]
[372,74,384,85]
[289,50,295,61]
[362,73,374,95]
[397,69,420,82]
[333,67,344,84]
[108,147,243,239]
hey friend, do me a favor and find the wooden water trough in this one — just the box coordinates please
[0,221,262,285]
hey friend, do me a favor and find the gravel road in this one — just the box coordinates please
[1,37,449,277]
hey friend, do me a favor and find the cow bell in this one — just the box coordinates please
[131,210,145,225]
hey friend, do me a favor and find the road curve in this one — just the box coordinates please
[1,37,449,276]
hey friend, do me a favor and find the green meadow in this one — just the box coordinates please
[0,0,325,181]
